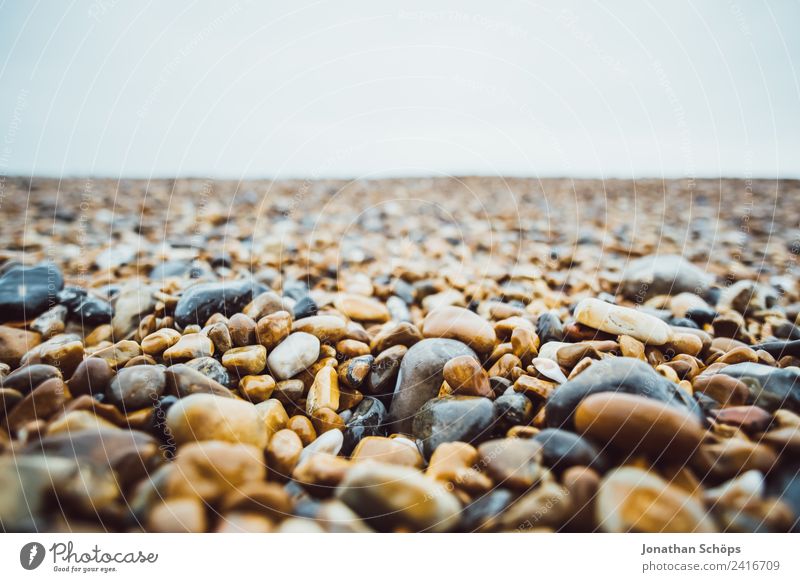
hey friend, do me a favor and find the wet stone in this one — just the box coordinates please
[163,333,214,363]
[267,332,320,380]
[477,438,546,491]
[222,345,267,376]
[164,363,235,398]
[185,356,231,387]
[3,363,63,395]
[57,286,114,325]
[174,280,267,327]
[107,364,166,410]
[411,396,495,459]
[533,428,607,473]
[573,297,672,345]
[720,362,800,412]
[443,355,493,398]
[492,392,534,435]
[165,393,267,448]
[0,326,41,368]
[342,397,387,455]
[422,306,497,354]
[30,305,67,338]
[619,254,711,300]
[367,345,406,396]
[292,295,318,320]
[0,263,64,322]
[388,338,475,434]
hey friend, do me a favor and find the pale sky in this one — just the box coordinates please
[1,0,798,179]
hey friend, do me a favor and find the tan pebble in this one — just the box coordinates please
[488,353,522,379]
[256,310,292,349]
[422,306,497,353]
[162,333,213,363]
[619,335,645,360]
[206,322,232,354]
[166,393,267,447]
[513,374,556,402]
[668,332,704,357]
[692,374,749,406]
[510,327,539,364]
[426,441,492,495]
[334,293,390,322]
[221,345,267,376]
[238,374,276,403]
[219,480,293,520]
[351,436,424,468]
[287,415,317,445]
[254,399,289,443]
[141,328,181,356]
[0,326,42,368]
[442,355,492,398]
[717,346,758,365]
[306,366,340,414]
[267,428,303,481]
[335,339,370,358]
[369,321,423,353]
[311,407,345,434]
[228,313,257,347]
[291,315,347,343]
[573,298,671,345]
[477,438,546,490]
[293,453,352,495]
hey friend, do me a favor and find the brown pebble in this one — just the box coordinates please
[267,428,303,481]
[287,415,317,446]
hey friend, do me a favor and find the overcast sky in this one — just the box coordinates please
[1,0,798,179]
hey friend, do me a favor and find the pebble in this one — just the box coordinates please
[370,321,423,353]
[299,428,343,464]
[306,365,340,415]
[342,397,387,455]
[163,363,235,398]
[185,356,231,386]
[573,297,672,345]
[267,332,320,380]
[411,396,495,459]
[267,428,303,481]
[334,293,390,322]
[148,498,207,533]
[596,467,717,532]
[3,377,71,433]
[165,393,267,448]
[287,415,317,446]
[227,313,257,347]
[0,263,64,322]
[140,328,181,356]
[426,441,492,495]
[533,428,606,473]
[388,338,476,434]
[292,295,318,320]
[544,357,700,429]
[163,333,214,363]
[254,399,290,443]
[336,462,462,532]
[367,345,406,395]
[107,364,166,409]
[443,355,492,397]
[3,363,63,394]
[57,286,114,325]
[256,310,292,349]
[422,306,497,353]
[221,344,267,376]
[111,283,157,338]
[239,374,276,403]
[0,326,41,367]
[713,405,772,433]
[243,291,285,320]
[575,392,705,463]
[477,438,547,490]
[291,315,347,342]
[351,436,424,467]
[30,305,67,338]
[174,280,267,327]
[91,339,142,369]
[339,355,373,390]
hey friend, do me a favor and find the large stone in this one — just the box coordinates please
[336,462,461,532]
[544,357,700,429]
[0,264,64,322]
[573,298,672,345]
[411,396,495,459]
[174,280,267,327]
[719,363,800,412]
[165,393,267,448]
[388,338,475,434]
[619,254,711,300]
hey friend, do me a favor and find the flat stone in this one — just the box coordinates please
[107,364,166,410]
[163,333,214,363]
[619,254,711,300]
[388,338,475,434]
[719,362,800,412]
[334,293,390,322]
[544,357,700,429]
[165,393,267,448]
[575,392,705,463]
[222,345,267,376]
[573,298,672,345]
[140,328,181,356]
[0,263,64,322]
[174,280,267,327]
[336,462,461,532]
[596,467,717,532]
[267,332,320,380]
[291,315,347,343]
[411,396,495,459]
[422,306,497,353]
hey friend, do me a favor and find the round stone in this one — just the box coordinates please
[422,306,497,354]
[267,332,320,380]
[334,293,390,322]
[107,364,166,410]
[163,333,214,363]
[443,355,492,398]
[221,345,267,376]
[165,393,267,448]
[351,436,424,468]
[411,396,495,459]
[306,366,340,414]
[0,264,64,322]
[291,315,347,343]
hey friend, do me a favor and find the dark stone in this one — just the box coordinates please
[544,357,701,429]
[0,264,64,322]
[751,340,800,360]
[668,317,699,329]
[174,280,267,327]
[367,345,406,396]
[388,338,476,434]
[618,254,711,300]
[694,391,721,416]
[292,296,318,320]
[489,376,513,397]
[185,356,231,387]
[772,321,800,341]
[492,392,534,434]
[343,355,373,390]
[459,489,515,532]
[210,253,233,269]
[533,428,607,473]
[536,311,563,344]
[67,358,114,398]
[57,286,114,325]
[164,363,235,398]
[107,365,166,410]
[342,397,387,455]
[1,364,62,395]
[719,362,800,412]
[411,396,495,459]
[685,306,717,326]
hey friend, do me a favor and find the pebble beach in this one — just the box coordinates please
[1,176,800,533]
